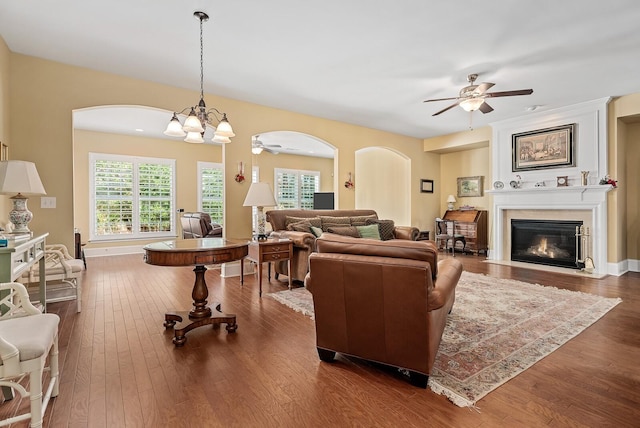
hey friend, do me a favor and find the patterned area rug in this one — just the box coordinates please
[266,271,621,407]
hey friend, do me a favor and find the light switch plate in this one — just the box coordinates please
[41,196,56,208]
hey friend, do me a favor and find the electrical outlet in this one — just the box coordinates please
[41,196,56,209]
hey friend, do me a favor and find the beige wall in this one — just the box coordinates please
[625,122,640,259]
[73,129,222,248]
[4,52,437,251]
[0,38,10,218]
[439,146,491,213]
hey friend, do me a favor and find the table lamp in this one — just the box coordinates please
[0,160,47,233]
[447,194,456,211]
[243,182,277,241]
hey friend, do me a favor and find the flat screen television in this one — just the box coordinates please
[313,192,335,210]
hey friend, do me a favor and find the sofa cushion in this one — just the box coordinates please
[310,226,324,237]
[327,226,361,238]
[349,214,378,226]
[287,221,314,233]
[356,224,381,240]
[320,216,351,232]
[366,218,395,241]
[286,216,322,229]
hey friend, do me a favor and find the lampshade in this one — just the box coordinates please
[243,182,277,207]
[0,160,46,196]
[459,98,485,112]
[446,194,456,203]
[184,132,204,144]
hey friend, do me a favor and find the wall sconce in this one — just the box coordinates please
[344,172,354,189]
[234,161,245,183]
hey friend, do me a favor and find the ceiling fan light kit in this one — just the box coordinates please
[424,73,533,117]
[163,11,235,144]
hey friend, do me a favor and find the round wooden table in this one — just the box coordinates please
[144,238,249,346]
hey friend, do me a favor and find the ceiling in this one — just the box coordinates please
[2,1,640,141]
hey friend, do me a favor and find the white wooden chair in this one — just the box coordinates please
[0,282,59,428]
[20,244,83,312]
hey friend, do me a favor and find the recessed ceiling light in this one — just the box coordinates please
[526,105,541,112]
[135,128,144,132]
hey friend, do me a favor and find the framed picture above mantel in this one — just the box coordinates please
[512,123,576,172]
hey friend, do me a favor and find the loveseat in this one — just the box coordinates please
[266,209,419,282]
[305,233,462,387]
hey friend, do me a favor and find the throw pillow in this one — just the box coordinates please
[286,221,313,233]
[349,214,378,226]
[310,226,324,237]
[356,224,381,240]
[285,216,322,229]
[365,218,395,241]
[327,226,361,238]
[320,216,351,232]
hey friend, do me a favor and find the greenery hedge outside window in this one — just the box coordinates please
[197,162,224,226]
[275,168,320,209]
[90,153,176,241]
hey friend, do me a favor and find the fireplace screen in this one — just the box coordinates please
[511,219,582,268]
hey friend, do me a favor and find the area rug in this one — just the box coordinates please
[266,271,621,407]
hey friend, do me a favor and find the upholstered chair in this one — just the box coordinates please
[0,282,60,428]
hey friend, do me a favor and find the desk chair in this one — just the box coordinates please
[0,282,59,428]
[435,219,466,256]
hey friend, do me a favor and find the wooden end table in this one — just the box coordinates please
[242,238,293,296]
[143,238,249,347]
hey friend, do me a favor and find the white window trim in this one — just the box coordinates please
[89,152,176,241]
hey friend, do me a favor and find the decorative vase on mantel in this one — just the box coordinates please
[580,171,589,186]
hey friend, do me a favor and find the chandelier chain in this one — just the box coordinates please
[199,15,204,100]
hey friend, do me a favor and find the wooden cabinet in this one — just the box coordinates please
[442,210,488,254]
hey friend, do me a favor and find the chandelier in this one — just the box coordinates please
[164,11,235,144]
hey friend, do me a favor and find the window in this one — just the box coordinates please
[197,162,224,226]
[274,168,320,209]
[90,153,176,240]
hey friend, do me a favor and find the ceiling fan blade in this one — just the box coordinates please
[475,82,495,94]
[479,102,494,114]
[265,144,282,148]
[423,96,460,103]
[264,147,279,154]
[432,101,461,116]
[485,89,533,98]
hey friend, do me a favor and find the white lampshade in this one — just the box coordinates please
[0,160,46,196]
[163,114,187,137]
[446,194,456,203]
[214,117,235,137]
[212,134,231,144]
[460,98,485,112]
[243,182,277,208]
[183,109,205,133]
[184,132,204,144]
[251,146,263,155]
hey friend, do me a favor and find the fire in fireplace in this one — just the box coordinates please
[511,219,583,268]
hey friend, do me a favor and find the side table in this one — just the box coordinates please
[243,238,293,296]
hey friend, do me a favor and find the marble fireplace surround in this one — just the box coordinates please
[488,186,612,275]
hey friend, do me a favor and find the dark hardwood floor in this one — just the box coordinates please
[2,252,639,427]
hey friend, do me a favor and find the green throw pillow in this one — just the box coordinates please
[356,224,381,240]
[365,218,395,240]
[310,226,324,237]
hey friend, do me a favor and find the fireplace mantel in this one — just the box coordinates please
[488,185,614,275]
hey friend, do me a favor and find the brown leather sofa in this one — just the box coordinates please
[181,212,223,239]
[266,209,419,282]
[305,233,462,387]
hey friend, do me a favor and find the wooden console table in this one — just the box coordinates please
[143,238,249,346]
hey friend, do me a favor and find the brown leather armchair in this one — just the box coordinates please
[305,233,462,387]
[181,212,223,239]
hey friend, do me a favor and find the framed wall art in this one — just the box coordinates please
[457,176,483,197]
[420,179,434,193]
[512,123,575,172]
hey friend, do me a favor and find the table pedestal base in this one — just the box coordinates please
[164,302,237,347]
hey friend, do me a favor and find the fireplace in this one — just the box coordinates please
[511,220,582,269]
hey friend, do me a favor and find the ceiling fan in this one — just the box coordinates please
[252,135,282,154]
[424,74,533,116]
